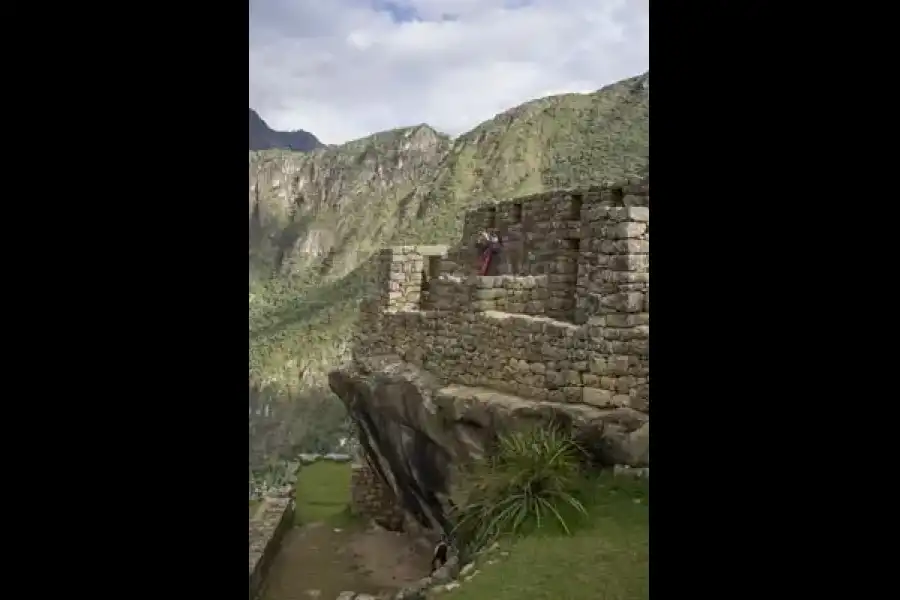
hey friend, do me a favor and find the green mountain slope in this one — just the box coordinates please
[396,72,649,243]
[248,72,649,460]
[249,124,451,283]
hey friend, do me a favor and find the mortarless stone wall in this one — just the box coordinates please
[249,497,294,600]
[350,461,404,530]
[347,177,649,523]
[353,177,649,411]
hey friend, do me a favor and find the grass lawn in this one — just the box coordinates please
[444,473,649,600]
[293,460,354,526]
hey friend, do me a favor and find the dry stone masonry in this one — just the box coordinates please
[334,177,649,538]
[350,461,404,530]
[249,497,294,600]
[355,178,649,413]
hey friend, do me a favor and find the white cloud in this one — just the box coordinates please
[249,0,649,145]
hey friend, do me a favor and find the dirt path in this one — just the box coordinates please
[260,521,432,600]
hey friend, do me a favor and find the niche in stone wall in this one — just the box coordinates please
[427,255,441,279]
[420,255,442,310]
[570,193,583,220]
[609,186,624,204]
[556,237,581,322]
[512,201,523,223]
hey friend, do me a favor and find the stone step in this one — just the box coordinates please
[435,383,641,426]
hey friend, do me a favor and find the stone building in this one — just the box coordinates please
[331,177,649,532]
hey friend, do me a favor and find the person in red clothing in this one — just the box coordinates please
[475,228,502,275]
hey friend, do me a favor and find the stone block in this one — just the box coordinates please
[582,387,615,407]
[608,222,647,239]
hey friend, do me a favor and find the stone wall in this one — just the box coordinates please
[353,178,649,413]
[344,178,649,527]
[249,497,294,600]
[442,192,582,320]
[426,274,549,314]
[350,460,404,530]
[374,244,450,312]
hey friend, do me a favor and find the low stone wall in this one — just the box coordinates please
[357,307,647,412]
[350,460,404,530]
[377,244,449,312]
[249,497,295,600]
[427,274,550,314]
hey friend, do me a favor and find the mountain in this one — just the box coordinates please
[249,108,324,152]
[249,124,451,281]
[248,71,649,459]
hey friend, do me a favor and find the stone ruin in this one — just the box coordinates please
[329,177,650,536]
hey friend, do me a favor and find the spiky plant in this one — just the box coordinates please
[449,422,590,554]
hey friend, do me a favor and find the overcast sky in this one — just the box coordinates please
[249,0,649,145]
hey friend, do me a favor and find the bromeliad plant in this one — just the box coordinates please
[449,422,590,555]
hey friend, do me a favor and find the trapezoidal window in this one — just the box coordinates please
[512,202,523,224]
[420,255,442,310]
[557,238,581,323]
[486,206,497,229]
[570,194,583,220]
[610,186,624,204]
[427,255,442,280]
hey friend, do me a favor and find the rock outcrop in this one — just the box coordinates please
[329,354,648,535]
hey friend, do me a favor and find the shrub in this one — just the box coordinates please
[449,422,590,555]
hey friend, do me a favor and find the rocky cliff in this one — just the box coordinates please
[250,72,649,461]
[249,125,450,281]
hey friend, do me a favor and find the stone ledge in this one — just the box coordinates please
[433,383,648,468]
[468,275,549,288]
[382,307,580,331]
[479,310,580,330]
[249,497,294,600]
[435,383,640,424]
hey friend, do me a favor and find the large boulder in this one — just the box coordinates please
[328,354,649,536]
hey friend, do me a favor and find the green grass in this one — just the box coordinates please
[444,473,648,600]
[293,461,354,526]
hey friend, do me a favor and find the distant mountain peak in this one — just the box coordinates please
[249,108,324,152]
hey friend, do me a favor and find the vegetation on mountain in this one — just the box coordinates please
[248,72,649,457]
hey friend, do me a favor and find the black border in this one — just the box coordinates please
[650,1,873,596]
[42,4,252,597]
[652,4,785,592]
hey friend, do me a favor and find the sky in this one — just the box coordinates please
[249,0,649,145]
